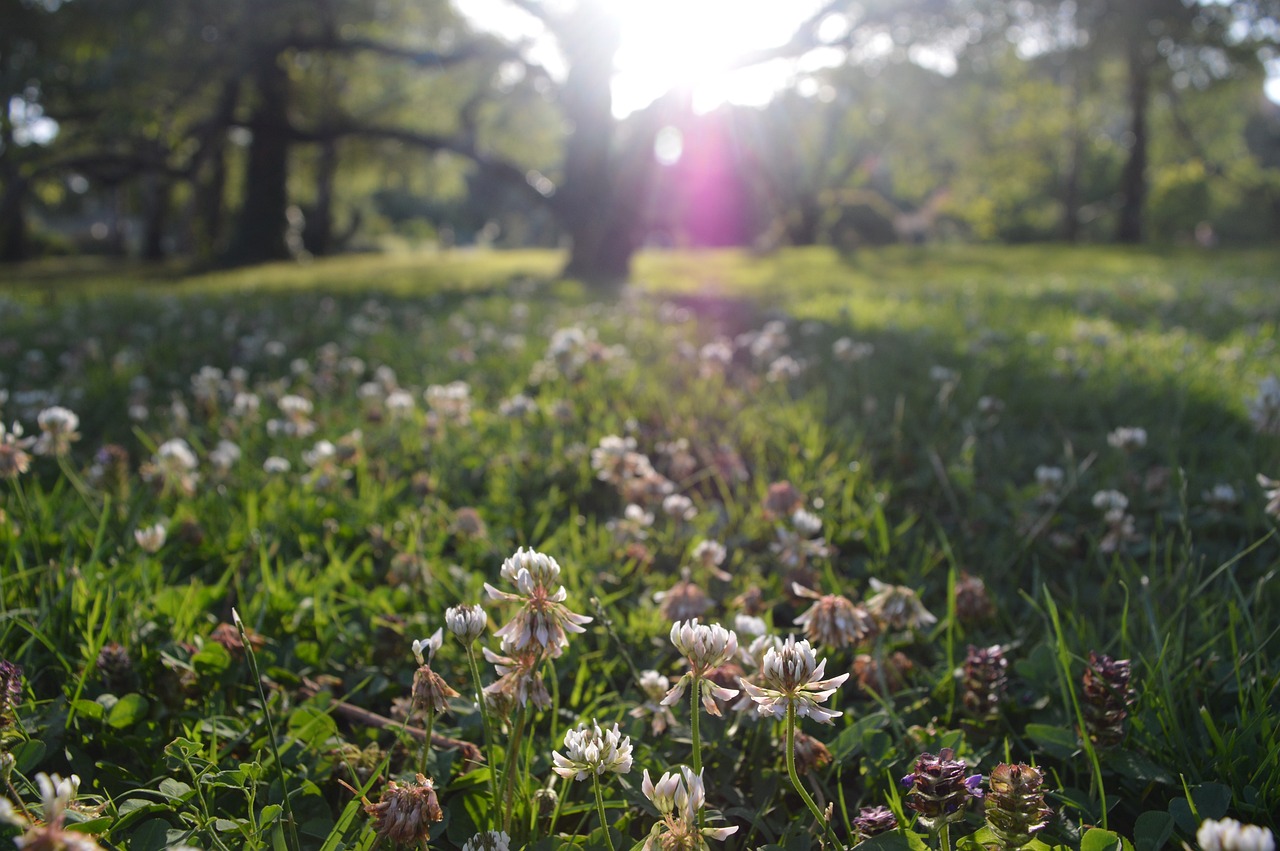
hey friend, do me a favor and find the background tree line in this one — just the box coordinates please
[2,0,1278,286]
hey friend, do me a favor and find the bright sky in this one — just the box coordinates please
[454,0,839,116]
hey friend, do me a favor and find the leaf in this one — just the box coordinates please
[192,642,232,676]
[106,693,149,729]
[12,739,46,774]
[1081,828,1123,851]
[1024,724,1079,760]
[1106,751,1175,785]
[157,779,193,801]
[259,803,284,827]
[1134,811,1175,851]
[72,699,104,721]
[128,818,174,851]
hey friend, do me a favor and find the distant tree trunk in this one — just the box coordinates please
[1115,37,1150,244]
[225,54,291,265]
[1061,54,1084,243]
[195,80,239,260]
[557,4,637,288]
[142,174,169,261]
[307,136,338,256]
[0,174,29,263]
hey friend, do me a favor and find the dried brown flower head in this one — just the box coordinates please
[364,773,443,847]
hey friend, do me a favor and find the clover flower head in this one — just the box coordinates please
[551,721,633,781]
[641,766,738,850]
[134,522,167,554]
[669,620,738,673]
[463,830,512,851]
[485,547,591,657]
[865,578,937,632]
[34,405,80,456]
[0,421,35,479]
[445,604,488,643]
[364,774,442,847]
[793,583,877,649]
[0,772,104,850]
[1106,426,1147,451]
[739,635,848,723]
[411,629,443,666]
[1198,819,1276,851]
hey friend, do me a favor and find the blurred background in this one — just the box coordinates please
[1,0,1278,282]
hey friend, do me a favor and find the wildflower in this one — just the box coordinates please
[641,766,738,851]
[1081,651,1135,748]
[656,573,713,622]
[733,614,767,639]
[424,380,472,425]
[792,583,877,649]
[1257,474,1280,518]
[1247,375,1280,436]
[0,421,35,479]
[1198,819,1276,851]
[691,540,729,581]
[1091,490,1128,512]
[607,504,654,543]
[484,547,591,658]
[762,481,804,521]
[902,748,983,831]
[363,774,443,847]
[629,670,679,735]
[552,721,633,780]
[0,772,105,851]
[463,830,512,851]
[853,651,915,696]
[960,645,1009,726]
[854,805,899,840]
[410,629,459,716]
[445,605,487,643]
[1203,484,1240,510]
[133,522,167,554]
[955,571,996,623]
[833,337,875,362]
[1106,426,1147,451]
[263,456,291,474]
[34,406,80,456]
[482,639,550,717]
[865,578,937,632]
[0,659,22,725]
[663,621,741,716]
[450,507,488,539]
[269,394,316,438]
[984,763,1053,850]
[739,636,847,723]
[385,389,415,418]
[208,439,242,473]
[96,642,134,693]
[141,438,199,496]
[663,493,697,521]
[498,393,538,418]
[1034,465,1065,492]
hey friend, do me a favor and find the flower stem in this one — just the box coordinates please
[418,705,435,778]
[786,703,842,851]
[592,773,617,851]
[500,701,531,835]
[466,645,499,820]
[690,675,702,774]
[939,822,952,851]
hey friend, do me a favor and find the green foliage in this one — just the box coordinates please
[0,246,1277,850]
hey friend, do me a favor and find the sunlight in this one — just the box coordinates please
[453,0,836,117]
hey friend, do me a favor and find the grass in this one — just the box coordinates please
[0,244,1277,851]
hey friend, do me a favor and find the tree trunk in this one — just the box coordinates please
[143,174,169,261]
[225,53,291,265]
[306,136,338,256]
[0,174,29,263]
[1115,36,1149,244]
[556,3,636,288]
[1061,51,1084,243]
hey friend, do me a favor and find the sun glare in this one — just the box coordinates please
[454,0,835,117]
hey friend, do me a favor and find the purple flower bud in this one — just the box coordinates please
[965,774,985,798]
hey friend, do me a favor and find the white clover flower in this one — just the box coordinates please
[445,604,487,643]
[662,621,740,716]
[551,721,633,781]
[739,636,849,724]
[385,390,415,416]
[1107,426,1148,451]
[1258,474,1280,518]
[462,830,511,851]
[630,670,679,734]
[156,438,197,471]
[662,493,697,521]
[0,421,35,480]
[1091,490,1129,512]
[279,394,313,417]
[1,772,103,850]
[263,456,291,474]
[1203,484,1239,509]
[411,629,444,666]
[1198,818,1275,851]
[791,509,822,538]
[833,337,874,362]
[692,539,726,568]
[733,614,767,638]
[484,547,591,657]
[134,523,167,554]
[209,439,242,472]
[865,578,937,632]
[34,406,80,456]
[1247,376,1280,436]
[641,766,738,849]
[1035,465,1065,490]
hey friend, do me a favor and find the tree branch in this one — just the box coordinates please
[280,34,513,69]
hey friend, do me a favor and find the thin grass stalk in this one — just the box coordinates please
[786,703,842,851]
[233,608,302,851]
[465,644,499,818]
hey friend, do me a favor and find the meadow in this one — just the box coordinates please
[0,245,1277,851]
